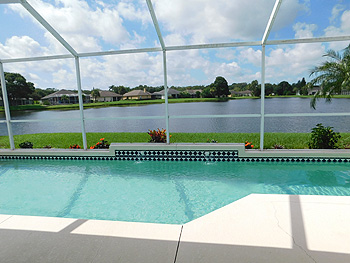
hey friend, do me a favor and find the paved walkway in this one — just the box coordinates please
[0,194,349,262]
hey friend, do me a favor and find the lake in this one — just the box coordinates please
[0,97,349,135]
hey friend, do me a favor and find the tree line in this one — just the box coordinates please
[1,42,349,108]
[0,72,307,106]
[230,78,307,97]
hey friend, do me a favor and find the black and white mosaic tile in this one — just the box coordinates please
[0,155,117,161]
[0,154,348,162]
[230,157,349,163]
[114,150,239,161]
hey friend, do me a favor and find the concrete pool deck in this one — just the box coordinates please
[0,194,349,262]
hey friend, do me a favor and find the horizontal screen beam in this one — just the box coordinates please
[2,36,350,64]
[3,112,350,124]
[0,0,20,4]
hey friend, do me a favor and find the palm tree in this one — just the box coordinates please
[309,44,350,109]
[91,88,100,102]
[60,95,69,104]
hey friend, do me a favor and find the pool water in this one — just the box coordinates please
[0,159,349,224]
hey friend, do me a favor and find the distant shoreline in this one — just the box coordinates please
[1,95,349,112]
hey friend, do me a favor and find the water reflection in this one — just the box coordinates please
[0,98,349,135]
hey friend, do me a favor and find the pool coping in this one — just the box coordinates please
[0,143,349,160]
[0,194,349,262]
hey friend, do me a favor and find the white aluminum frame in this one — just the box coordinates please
[0,0,350,150]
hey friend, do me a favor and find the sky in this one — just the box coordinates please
[0,0,350,91]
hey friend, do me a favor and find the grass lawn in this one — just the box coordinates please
[0,132,350,149]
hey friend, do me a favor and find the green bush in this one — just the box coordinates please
[19,141,33,149]
[308,123,341,149]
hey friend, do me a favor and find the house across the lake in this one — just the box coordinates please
[0,97,33,106]
[308,86,321,95]
[122,89,152,100]
[41,89,91,105]
[229,90,252,97]
[152,88,180,99]
[186,89,202,98]
[93,90,122,102]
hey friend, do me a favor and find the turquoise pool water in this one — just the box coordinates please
[0,159,349,224]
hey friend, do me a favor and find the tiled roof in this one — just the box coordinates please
[41,89,78,99]
[99,90,122,97]
[123,90,151,96]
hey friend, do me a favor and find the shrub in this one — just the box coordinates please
[308,123,341,149]
[148,128,170,143]
[19,141,33,149]
[90,138,110,149]
[69,144,81,149]
[245,141,254,149]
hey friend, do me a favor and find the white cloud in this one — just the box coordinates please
[0,36,50,59]
[293,22,317,38]
[261,20,326,82]
[239,48,262,67]
[153,0,307,44]
[265,42,325,82]
[28,73,40,81]
[324,9,350,50]
[330,4,345,24]
[116,1,151,25]
[163,34,187,46]
[78,53,164,89]
[9,0,138,52]
[215,49,237,61]
[52,69,75,85]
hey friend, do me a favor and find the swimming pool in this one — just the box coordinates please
[0,158,349,224]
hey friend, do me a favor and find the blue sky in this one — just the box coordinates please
[0,0,350,90]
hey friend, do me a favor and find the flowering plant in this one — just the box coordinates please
[90,138,110,149]
[69,144,81,149]
[245,141,254,149]
[148,128,171,143]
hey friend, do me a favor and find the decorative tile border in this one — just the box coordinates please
[231,157,349,163]
[0,155,117,161]
[0,154,349,162]
[114,150,239,161]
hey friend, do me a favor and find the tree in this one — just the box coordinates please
[292,78,307,95]
[275,81,293,95]
[265,83,275,96]
[0,72,35,105]
[109,85,130,95]
[179,91,191,98]
[249,80,260,96]
[309,44,350,108]
[201,86,215,98]
[213,76,230,97]
[91,88,101,102]
[61,95,69,104]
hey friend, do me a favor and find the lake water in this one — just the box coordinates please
[0,98,349,135]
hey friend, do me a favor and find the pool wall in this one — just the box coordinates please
[0,143,349,162]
